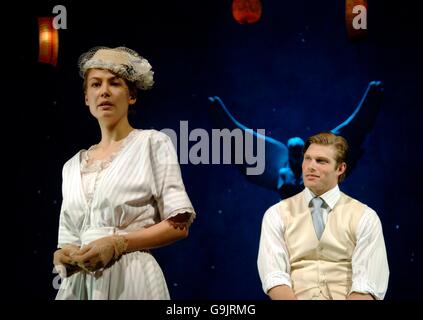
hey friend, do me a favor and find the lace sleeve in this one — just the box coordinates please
[166,210,195,229]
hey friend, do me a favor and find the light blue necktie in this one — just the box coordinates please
[311,197,324,240]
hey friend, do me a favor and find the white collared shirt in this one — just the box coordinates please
[257,185,390,299]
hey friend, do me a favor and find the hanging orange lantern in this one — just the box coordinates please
[38,17,59,66]
[232,0,262,25]
[345,0,368,40]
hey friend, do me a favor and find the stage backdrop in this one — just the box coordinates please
[12,0,421,299]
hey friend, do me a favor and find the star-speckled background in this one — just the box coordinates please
[11,0,421,299]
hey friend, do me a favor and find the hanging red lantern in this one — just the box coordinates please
[232,0,262,25]
[345,0,368,40]
[38,17,59,66]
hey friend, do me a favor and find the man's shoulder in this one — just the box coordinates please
[339,191,368,207]
[269,190,305,211]
[283,190,305,203]
[337,192,380,220]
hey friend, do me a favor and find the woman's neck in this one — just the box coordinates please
[98,119,134,148]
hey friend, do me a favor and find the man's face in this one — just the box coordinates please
[302,143,346,195]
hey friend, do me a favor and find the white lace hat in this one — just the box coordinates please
[78,46,154,90]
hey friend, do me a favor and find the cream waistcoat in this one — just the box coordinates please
[277,190,366,300]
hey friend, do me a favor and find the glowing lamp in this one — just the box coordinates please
[38,17,59,66]
[232,0,262,25]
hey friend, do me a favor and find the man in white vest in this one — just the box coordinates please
[257,132,389,300]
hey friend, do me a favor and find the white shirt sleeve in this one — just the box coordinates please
[350,207,390,299]
[257,205,292,294]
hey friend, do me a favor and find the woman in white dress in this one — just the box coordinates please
[53,46,196,299]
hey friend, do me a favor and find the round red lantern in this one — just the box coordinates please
[232,0,262,25]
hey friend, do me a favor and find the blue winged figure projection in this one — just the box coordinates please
[208,81,383,199]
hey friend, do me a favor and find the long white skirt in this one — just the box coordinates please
[55,251,170,300]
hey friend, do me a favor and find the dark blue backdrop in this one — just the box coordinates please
[12,0,421,299]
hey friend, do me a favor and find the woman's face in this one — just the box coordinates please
[84,68,136,123]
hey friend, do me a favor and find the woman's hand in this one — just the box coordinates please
[53,244,81,277]
[72,235,128,272]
